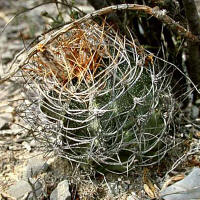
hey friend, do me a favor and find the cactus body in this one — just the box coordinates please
[20,20,175,172]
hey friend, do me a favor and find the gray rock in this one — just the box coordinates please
[30,139,40,147]
[8,41,24,52]
[160,167,200,200]
[22,141,31,152]
[50,180,71,200]
[0,34,6,44]
[7,179,42,200]
[108,182,119,196]
[0,1,10,8]
[5,24,26,34]
[108,180,129,196]
[127,192,140,200]
[23,156,48,179]
[127,195,138,200]
[0,113,12,130]
[1,51,13,65]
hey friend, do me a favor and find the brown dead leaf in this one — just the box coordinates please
[144,183,155,199]
[162,174,185,190]
[143,168,158,198]
[171,174,185,182]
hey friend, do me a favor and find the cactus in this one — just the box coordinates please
[19,19,176,173]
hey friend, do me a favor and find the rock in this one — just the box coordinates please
[108,180,129,196]
[108,182,119,196]
[22,141,32,152]
[7,179,42,200]
[160,167,200,200]
[127,196,133,200]
[5,24,26,34]
[0,34,6,45]
[8,40,24,52]
[0,1,10,8]
[1,51,13,64]
[23,156,48,179]
[127,192,140,200]
[50,180,71,200]
[0,113,12,130]
[30,139,39,147]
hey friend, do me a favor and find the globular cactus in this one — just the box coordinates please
[19,19,176,173]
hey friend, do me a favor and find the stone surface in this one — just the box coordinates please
[0,113,12,130]
[1,51,13,65]
[30,139,39,147]
[50,180,71,200]
[23,156,48,179]
[108,180,130,196]
[0,1,10,8]
[7,179,42,200]
[127,196,138,200]
[160,168,200,200]
[22,141,32,152]
[127,192,140,200]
